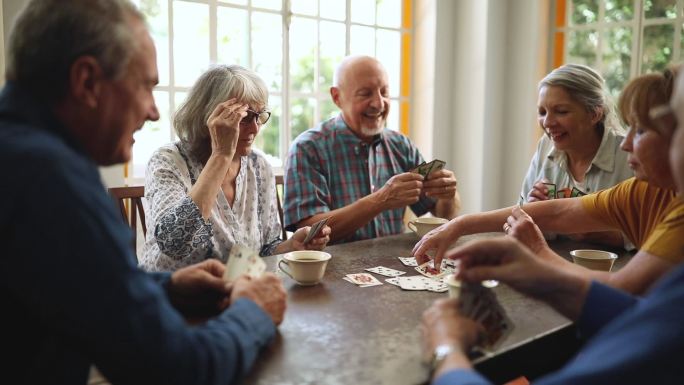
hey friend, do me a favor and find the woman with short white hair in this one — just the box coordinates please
[141,65,330,272]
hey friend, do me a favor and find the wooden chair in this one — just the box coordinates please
[275,175,288,240]
[108,186,147,254]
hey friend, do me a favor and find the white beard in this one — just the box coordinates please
[359,123,385,137]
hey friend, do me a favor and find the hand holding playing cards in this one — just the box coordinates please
[527,179,551,202]
[290,224,331,251]
[231,273,287,325]
[421,299,483,376]
[207,98,247,157]
[373,172,424,210]
[423,168,458,200]
[448,237,590,320]
[168,259,233,317]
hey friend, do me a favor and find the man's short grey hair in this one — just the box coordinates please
[6,0,144,102]
[174,64,269,163]
[539,63,624,135]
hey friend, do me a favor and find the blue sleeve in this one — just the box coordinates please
[576,281,637,338]
[9,157,275,385]
[433,369,493,385]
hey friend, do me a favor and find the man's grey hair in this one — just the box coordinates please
[539,63,624,135]
[6,0,144,101]
[174,64,269,163]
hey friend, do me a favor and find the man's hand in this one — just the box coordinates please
[373,172,424,211]
[168,259,233,317]
[423,169,458,200]
[291,225,331,251]
[231,273,287,325]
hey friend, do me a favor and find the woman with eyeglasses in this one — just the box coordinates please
[140,65,330,272]
[521,64,634,248]
[414,68,684,295]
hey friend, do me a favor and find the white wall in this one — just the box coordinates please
[415,0,547,214]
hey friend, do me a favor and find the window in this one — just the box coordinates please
[551,0,684,96]
[129,0,412,180]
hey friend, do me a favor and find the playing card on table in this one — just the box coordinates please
[415,260,455,279]
[385,277,402,286]
[303,217,330,244]
[398,256,418,267]
[396,276,433,291]
[365,266,406,277]
[223,245,266,282]
[345,273,383,287]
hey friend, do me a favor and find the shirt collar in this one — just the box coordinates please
[545,127,617,173]
[332,114,384,146]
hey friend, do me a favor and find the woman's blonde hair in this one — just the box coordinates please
[174,65,269,163]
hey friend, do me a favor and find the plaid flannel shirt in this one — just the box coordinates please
[284,115,435,243]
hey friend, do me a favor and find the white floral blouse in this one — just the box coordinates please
[139,142,282,272]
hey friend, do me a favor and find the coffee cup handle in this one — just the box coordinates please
[407,220,417,233]
[278,259,294,280]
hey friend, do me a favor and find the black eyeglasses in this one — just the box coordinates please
[241,108,271,126]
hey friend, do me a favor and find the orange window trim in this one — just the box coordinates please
[554,0,566,68]
[400,0,412,135]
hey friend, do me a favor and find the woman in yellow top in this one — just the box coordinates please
[413,68,684,295]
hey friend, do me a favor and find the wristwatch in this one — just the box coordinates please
[430,344,456,372]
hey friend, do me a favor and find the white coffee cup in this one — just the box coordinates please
[444,274,461,299]
[278,250,331,285]
[570,249,618,272]
[407,217,449,238]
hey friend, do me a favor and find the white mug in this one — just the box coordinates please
[278,251,331,285]
[570,249,618,272]
[407,217,448,238]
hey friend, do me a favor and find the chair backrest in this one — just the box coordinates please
[108,186,146,254]
[275,175,288,240]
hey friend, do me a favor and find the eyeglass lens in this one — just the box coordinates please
[241,109,271,125]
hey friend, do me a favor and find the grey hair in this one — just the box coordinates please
[6,0,144,102]
[539,64,624,135]
[174,64,269,163]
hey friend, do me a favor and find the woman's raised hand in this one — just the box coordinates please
[207,98,248,157]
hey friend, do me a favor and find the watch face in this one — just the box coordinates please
[435,344,454,358]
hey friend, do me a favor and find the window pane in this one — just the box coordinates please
[641,24,674,74]
[603,27,632,97]
[644,0,676,19]
[567,30,598,67]
[173,1,209,87]
[351,0,375,25]
[217,7,249,66]
[350,25,375,56]
[605,0,633,22]
[252,0,281,11]
[290,97,316,140]
[255,95,281,162]
[292,0,317,16]
[376,0,401,28]
[320,98,339,121]
[219,0,247,5]
[320,21,346,88]
[135,0,170,86]
[290,17,317,93]
[132,91,170,178]
[252,12,283,91]
[569,0,598,25]
[376,29,400,97]
[320,0,345,21]
[387,99,399,131]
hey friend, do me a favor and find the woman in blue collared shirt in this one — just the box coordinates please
[520,64,634,247]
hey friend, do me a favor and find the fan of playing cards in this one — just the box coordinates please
[223,245,266,282]
[411,159,446,180]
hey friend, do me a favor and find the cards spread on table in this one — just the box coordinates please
[344,273,383,287]
[398,256,418,267]
[365,266,406,277]
[459,282,513,351]
[223,245,266,282]
[303,217,330,244]
[411,159,446,181]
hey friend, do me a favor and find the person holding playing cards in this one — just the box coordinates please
[140,65,331,272]
[521,64,634,248]
[1,1,288,384]
[283,55,461,244]
[415,68,684,295]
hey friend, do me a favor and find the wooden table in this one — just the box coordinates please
[243,232,633,384]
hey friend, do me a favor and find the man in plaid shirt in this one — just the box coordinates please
[283,56,461,244]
